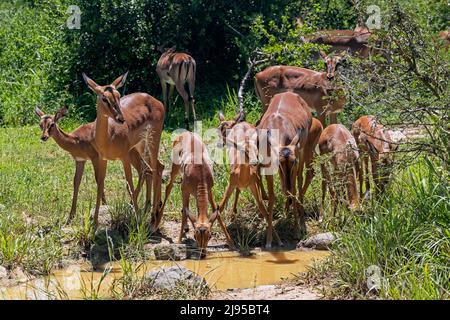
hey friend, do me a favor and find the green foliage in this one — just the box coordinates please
[0,0,75,126]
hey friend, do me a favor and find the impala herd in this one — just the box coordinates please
[36,27,403,257]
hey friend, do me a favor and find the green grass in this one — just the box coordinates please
[308,159,450,299]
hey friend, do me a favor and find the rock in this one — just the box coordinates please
[90,228,123,270]
[145,266,208,291]
[0,265,8,279]
[297,232,336,250]
[90,244,112,270]
[93,228,123,248]
[10,267,28,283]
[153,244,188,261]
[90,205,111,227]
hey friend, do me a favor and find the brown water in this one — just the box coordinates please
[1,250,328,300]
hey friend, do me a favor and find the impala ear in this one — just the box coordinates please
[82,73,100,93]
[35,106,44,117]
[318,49,328,60]
[218,111,225,122]
[336,49,349,62]
[112,71,128,89]
[367,141,378,156]
[187,212,197,224]
[209,210,219,224]
[289,129,302,147]
[54,106,68,122]
[234,111,245,123]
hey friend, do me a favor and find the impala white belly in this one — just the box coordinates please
[73,156,88,161]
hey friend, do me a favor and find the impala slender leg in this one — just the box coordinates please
[122,158,138,212]
[155,164,180,230]
[188,71,196,121]
[175,81,190,129]
[160,80,168,116]
[259,168,269,200]
[179,188,190,244]
[249,182,282,247]
[359,153,365,199]
[209,189,234,248]
[68,161,86,223]
[371,156,380,197]
[150,131,164,229]
[130,150,145,208]
[218,182,236,214]
[93,162,107,205]
[168,84,174,113]
[231,189,240,219]
[265,174,275,248]
[364,154,371,198]
[93,159,107,229]
[320,163,330,219]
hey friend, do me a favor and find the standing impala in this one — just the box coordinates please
[35,106,153,223]
[258,92,312,237]
[319,124,360,216]
[217,112,282,248]
[352,115,398,198]
[82,72,165,228]
[156,46,196,129]
[255,50,347,126]
[157,132,233,257]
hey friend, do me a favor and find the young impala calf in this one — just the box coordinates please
[352,115,398,198]
[298,118,323,211]
[217,112,282,248]
[257,92,312,237]
[318,124,360,216]
[158,132,233,257]
[35,106,154,223]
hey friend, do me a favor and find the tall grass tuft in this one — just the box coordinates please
[315,158,450,299]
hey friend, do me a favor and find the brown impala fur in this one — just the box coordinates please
[318,124,360,216]
[352,115,398,198]
[156,46,196,129]
[217,112,282,248]
[82,72,165,228]
[305,27,374,58]
[158,132,233,257]
[255,51,346,126]
[35,106,155,223]
[298,118,323,210]
[257,92,312,236]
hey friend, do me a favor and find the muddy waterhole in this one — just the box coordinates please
[1,250,328,299]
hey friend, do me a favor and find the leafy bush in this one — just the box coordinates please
[0,0,75,126]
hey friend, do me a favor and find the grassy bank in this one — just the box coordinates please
[307,159,450,299]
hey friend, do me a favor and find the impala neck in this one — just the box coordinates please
[52,126,77,152]
[94,100,110,150]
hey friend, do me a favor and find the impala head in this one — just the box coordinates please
[82,72,128,124]
[217,111,245,144]
[35,106,68,141]
[269,129,302,193]
[187,210,219,257]
[319,49,347,80]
